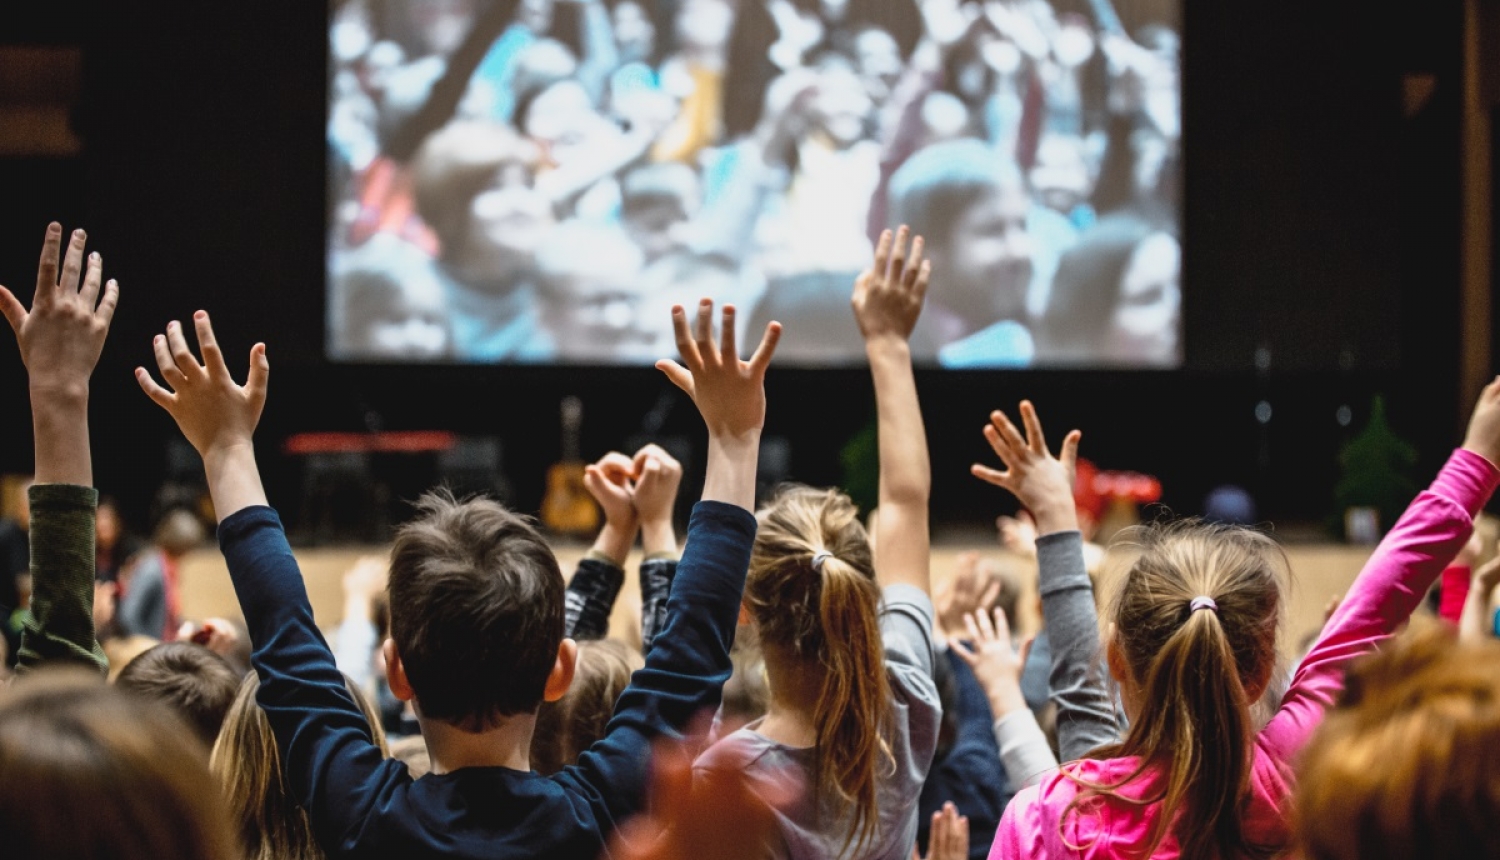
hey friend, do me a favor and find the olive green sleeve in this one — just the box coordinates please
[18,484,107,675]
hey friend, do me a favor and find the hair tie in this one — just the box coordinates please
[811,551,833,572]
[1190,595,1219,614]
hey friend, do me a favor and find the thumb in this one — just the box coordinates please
[656,359,694,397]
[1060,429,1082,475]
[1019,635,1035,668]
[245,343,270,405]
[0,285,26,336]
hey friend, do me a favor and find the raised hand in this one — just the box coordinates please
[950,607,1031,718]
[585,451,640,565]
[915,802,970,860]
[137,312,268,459]
[852,226,929,343]
[972,401,1081,536]
[0,223,120,399]
[633,444,683,555]
[1462,376,1500,467]
[656,300,780,443]
[934,552,1002,639]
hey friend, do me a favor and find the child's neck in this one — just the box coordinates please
[417,713,536,775]
[756,650,823,748]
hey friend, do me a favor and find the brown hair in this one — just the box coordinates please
[1296,627,1500,860]
[532,638,644,775]
[746,485,893,855]
[116,641,242,747]
[388,491,566,730]
[0,668,238,860]
[211,672,387,860]
[1071,520,1284,859]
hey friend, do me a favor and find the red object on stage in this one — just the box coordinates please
[282,431,459,456]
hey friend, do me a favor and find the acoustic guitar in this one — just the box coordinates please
[541,396,600,536]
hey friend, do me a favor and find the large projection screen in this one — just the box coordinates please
[327,0,1180,367]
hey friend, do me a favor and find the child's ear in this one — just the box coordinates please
[384,639,415,702]
[543,638,579,703]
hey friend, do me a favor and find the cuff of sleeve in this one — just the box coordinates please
[688,500,758,539]
[217,505,284,548]
[585,550,628,570]
[28,484,99,512]
[643,551,679,563]
[1437,449,1500,517]
[881,583,937,625]
[994,709,1060,788]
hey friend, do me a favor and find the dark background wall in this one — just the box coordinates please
[0,0,1483,537]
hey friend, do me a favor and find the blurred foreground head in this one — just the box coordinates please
[0,668,237,860]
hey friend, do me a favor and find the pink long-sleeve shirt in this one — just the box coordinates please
[991,449,1500,860]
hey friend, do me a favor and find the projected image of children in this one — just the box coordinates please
[326,0,1181,368]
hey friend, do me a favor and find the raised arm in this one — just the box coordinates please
[853,226,932,594]
[2,224,118,674]
[632,443,683,652]
[1261,377,1500,762]
[972,402,1118,759]
[1458,549,1500,643]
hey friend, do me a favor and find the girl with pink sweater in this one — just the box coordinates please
[987,378,1500,859]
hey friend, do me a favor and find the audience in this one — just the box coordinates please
[2,214,1499,860]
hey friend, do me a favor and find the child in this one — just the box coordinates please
[134,300,781,859]
[694,227,941,859]
[986,379,1500,858]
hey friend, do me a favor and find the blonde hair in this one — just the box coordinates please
[746,485,893,856]
[532,638,644,775]
[211,672,388,860]
[1072,520,1284,859]
[1296,627,1500,860]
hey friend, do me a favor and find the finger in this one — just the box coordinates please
[720,304,738,364]
[991,607,1011,643]
[59,228,86,297]
[991,409,1029,455]
[35,222,62,300]
[970,463,1013,489]
[694,299,715,361]
[165,321,201,377]
[956,815,970,855]
[582,467,613,503]
[963,611,982,645]
[194,311,229,378]
[1060,429,1082,476]
[1019,635,1035,667]
[135,366,177,409]
[890,225,909,282]
[902,236,925,291]
[245,343,270,409]
[913,259,932,305]
[80,251,103,305]
[0,286,26,335]
[669,305,701,369]
[983,423,1020,471]
[153,333,182,384]
[95,279,120,326]
[1019,400,1047,454]
[747,321,782,374]
[873,229,892,283]
[656,358,695,396]
[598,452,636,482]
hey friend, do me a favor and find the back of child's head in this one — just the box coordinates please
[153,507,206,557]
[211,671,386,860]
[388,490,565,731]
[532,638,644,775]
[1080,519,1285,858]
[115,641,241,747]
[748,484,893,855]
[1296,627,1500,860]
[0,668,238,860]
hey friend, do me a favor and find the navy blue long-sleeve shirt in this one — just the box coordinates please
[916,648,1012,860]
[219,500,756,860]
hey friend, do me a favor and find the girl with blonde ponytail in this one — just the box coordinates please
[984,377,1500,859]
[695,228,943,859]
